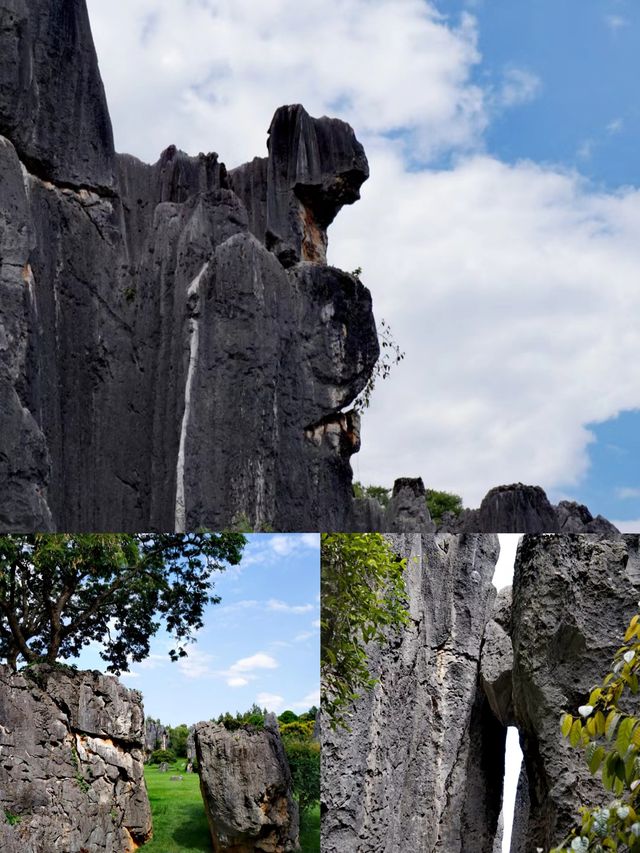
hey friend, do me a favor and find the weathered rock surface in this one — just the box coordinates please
[0,0,378,532]
[323,533,640,853]
[0,664,152,852]
[509,534,640,851]
[194,714,299,852]
[322,533,504,852]
[480,586,514,727]
[358,481,621,534]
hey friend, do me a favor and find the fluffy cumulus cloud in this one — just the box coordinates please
[86,0,484,165]
[85,1,640,508]
[331,150,640,504]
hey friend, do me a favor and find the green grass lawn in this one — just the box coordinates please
[141,763,320,853]
[299,805,320,853]
[141,763,212,853]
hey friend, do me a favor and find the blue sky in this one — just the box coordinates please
[72,534,320,726]
[86,0,640,526]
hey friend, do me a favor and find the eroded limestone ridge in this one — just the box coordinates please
[322,534,640,852]
[353,479,620,534]
[0,664,152,853]
[0,0,378,532]
[194,714,300,852]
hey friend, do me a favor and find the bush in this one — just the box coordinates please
[149,748,176,765]
[278,710,298,725]
[281,720,315,741]
[425,489,463,522]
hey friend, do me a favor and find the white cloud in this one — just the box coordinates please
[616,487,640,500]
[86,0,485,167]
[332,148,640,505]
[229,652,278,673]
[312,619,321,629]
[177,647,216,679]
[607,118,624,135]
[291,690,321,710]
[294,632,313,642]
[605,14,628,31]
[614,519,640,532]
[257,692,285,713]
[493,67,541,109]
[241,534,319,566]
[267,599,314,614]
[227,676,249,688]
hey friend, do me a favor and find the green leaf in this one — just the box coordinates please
[562,714,574,738]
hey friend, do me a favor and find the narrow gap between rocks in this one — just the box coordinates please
[494,534,523,853]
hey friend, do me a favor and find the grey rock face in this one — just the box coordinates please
[0,0,378,531]
[509,534,640,851]
[382,477,436,533]
[0,665,152,852]
[322,533,503,853]
[471,484,560,533]
[359,481,620,534]
[0,0,116,191]
[480,586,514,727]
[194,718,299,852]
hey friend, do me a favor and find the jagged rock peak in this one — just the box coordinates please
[0,665,152,852]
[230,103,369,267]
[353,480,620,534]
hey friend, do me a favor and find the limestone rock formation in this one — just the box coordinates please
[356,481,620,534]
[322,534,640,852]
[194,715,299,852]
[0,0,378,532]
[322,533,503,853]
[0,664,152,853]
[510,534,640,851]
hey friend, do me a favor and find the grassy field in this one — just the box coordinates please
[141,763,320,853]
[141,763,211,852]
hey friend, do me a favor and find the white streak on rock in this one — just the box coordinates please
[175,262,209,532]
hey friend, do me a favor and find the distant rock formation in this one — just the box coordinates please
[0,0,377,532]
[352,479,620,534]
[195,714,299,852]
[144,718,169,754]
[322,534,640,852]
[0,665,152,853]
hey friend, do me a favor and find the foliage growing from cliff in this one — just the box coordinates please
[0,533,246,673]
[425,489,463,522]
[354,318,405,412]
[284,738,320,817]
[321,534,409,729]
[353,482,391,507]
[551,608,640,852]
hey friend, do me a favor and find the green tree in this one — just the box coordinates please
[321,533,409,729]
[0,533,246,673]
[353,483,392,508]
[284,739,320,818]
[551,609,640,852]
[278,710,299,725]
[168,724,190,758]
[425,489,463,522]
[354,318,405,412]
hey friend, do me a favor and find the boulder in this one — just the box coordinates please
[194,715,299,852]
[0,664,152,852]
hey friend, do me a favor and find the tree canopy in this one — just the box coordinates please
[425,489,463,522]
[321,533,408,728]
[0,533,246,673]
